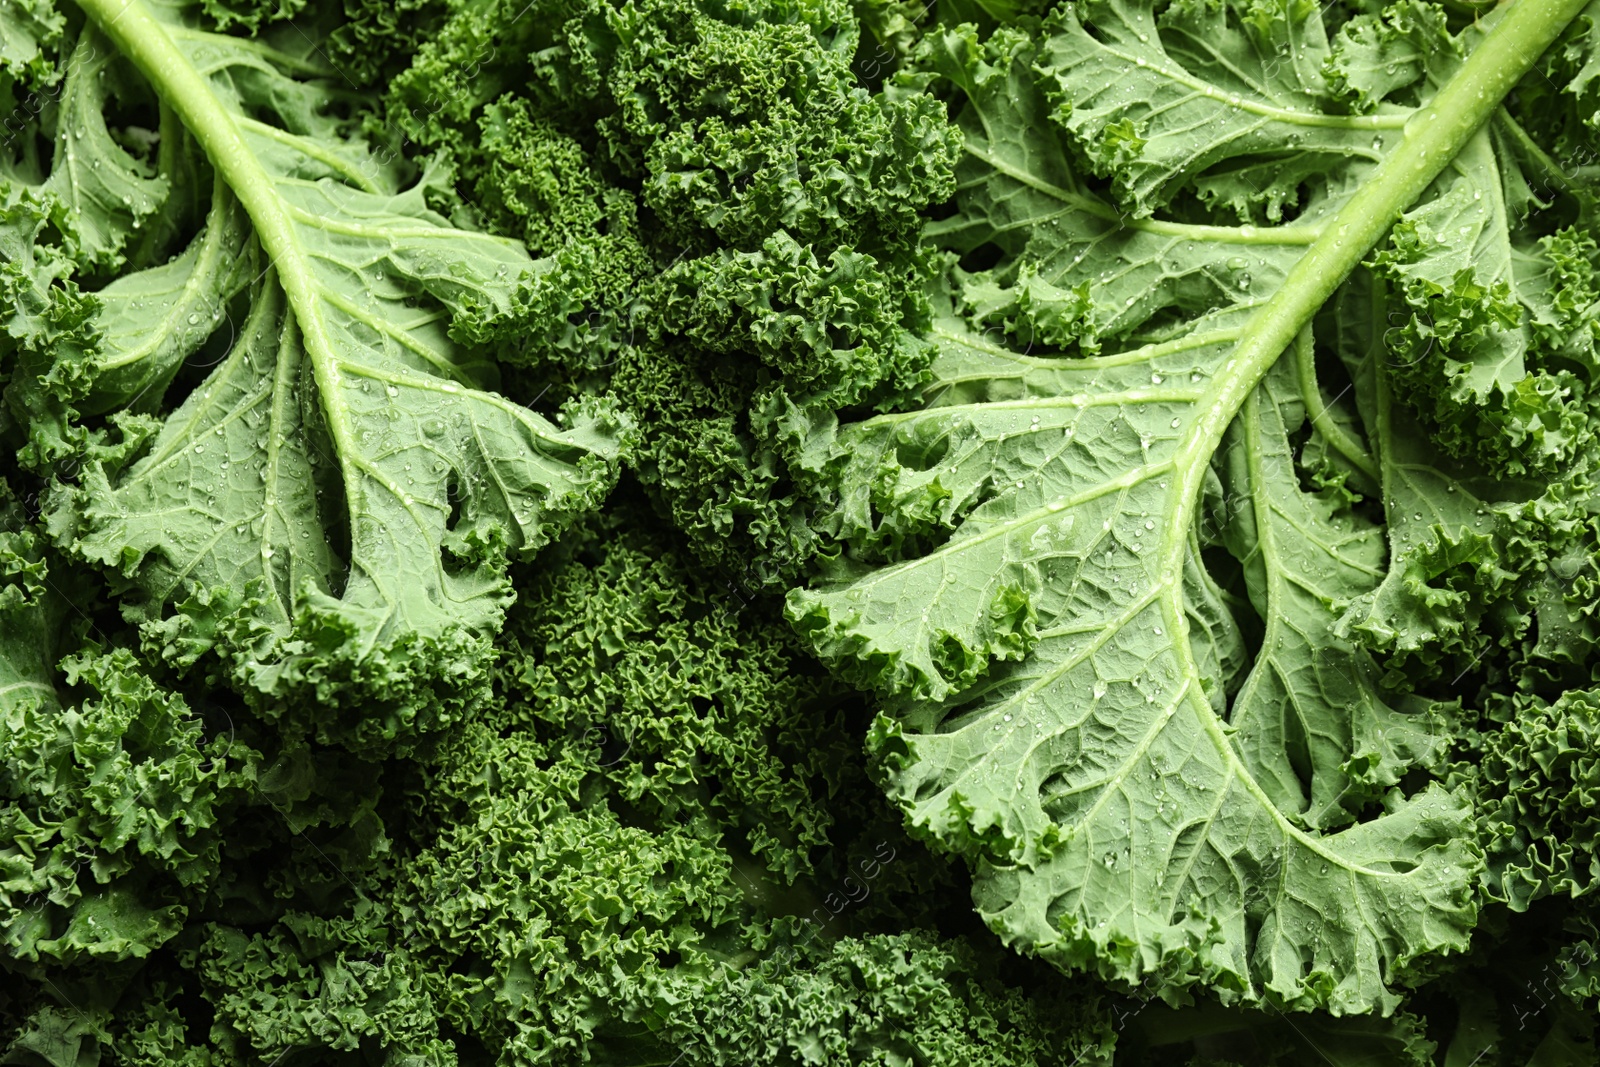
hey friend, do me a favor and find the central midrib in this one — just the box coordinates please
[1144,0,1596,879]
[75,0,366,549]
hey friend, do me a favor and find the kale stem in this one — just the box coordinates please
[1168,0,1589,535]
[1161,0,1589,584]
[1158,0,1591,845]
[73,0,365,546]
[1295,326,1380,485]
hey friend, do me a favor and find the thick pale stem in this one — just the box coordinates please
[1295,326,1380,485]
[73,0,363,520]
[1164,0,1590,580]
[1154,0,1588,865]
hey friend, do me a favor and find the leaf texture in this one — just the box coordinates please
[38,1,630,751]
[791,313,1478,1013]
[779,0,1595,1012]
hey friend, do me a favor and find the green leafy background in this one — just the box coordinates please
[2,0,1600,1062]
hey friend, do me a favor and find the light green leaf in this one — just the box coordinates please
[1565,0,1600,106]
[1220,355,1447,832]
[793,314,1477,1012]
[1374,115,1599,476]
[0,0,66,89]
[45,0,630,751]
[1322,272,1580,688]
[920,24,1336,354]
[1322,1,1459,114]
[0,27,170,270]
[789,0,1589,1012]
[80,175,256,414]
[1034,0,1402,217]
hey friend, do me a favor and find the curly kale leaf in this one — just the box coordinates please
[1033,0,1405,219]
[1375,138,1600,478]
[25,0,630,754]
[1342,8,1600,481]
[0,0,67,91]
[385,0,958,588]
[173,507,1112,1067]
[786,0,1590,1012]
[1450,688,1600,910]
[1,482,258,968]
[1313,266,1600,693]
[789,307,1480,1014]
[920,20,1335,356]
